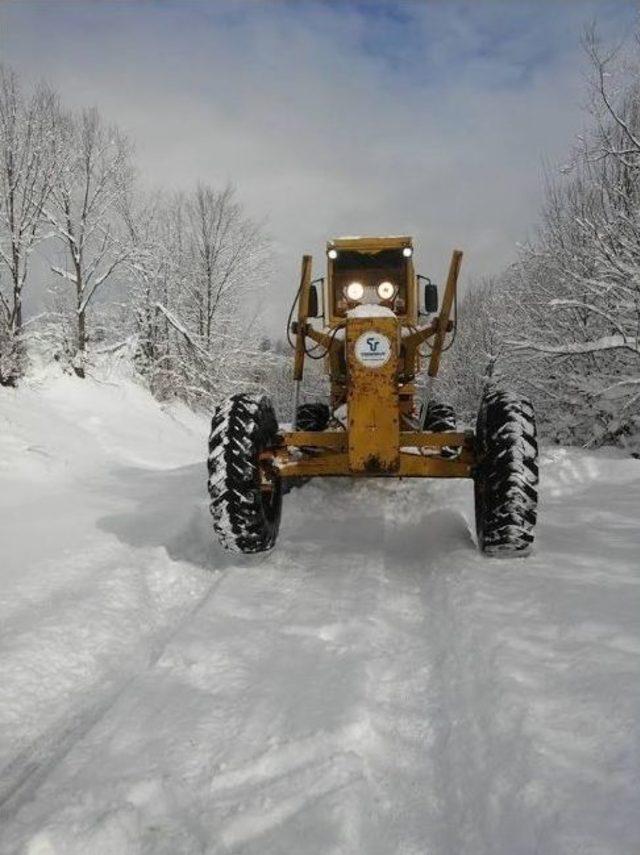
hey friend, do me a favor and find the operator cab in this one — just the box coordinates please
[326,236,419,325]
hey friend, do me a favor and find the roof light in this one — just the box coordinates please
[327,248,338,259]
[402,247,413,258]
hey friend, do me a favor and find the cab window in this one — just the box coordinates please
[331,249,408,317]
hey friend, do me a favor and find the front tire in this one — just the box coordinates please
[474,388,538,556]
[207,394,282,553]
[423,398,457,458]
[296,402,330,432]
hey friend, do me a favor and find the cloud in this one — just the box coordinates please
[0,0,637,331]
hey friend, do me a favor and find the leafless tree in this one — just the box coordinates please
[438,276,508,424]
[123,184,273,407]
[44,106,133,376]
[0,65,59,384]
[494,27,640,448]
[183,184,265,343]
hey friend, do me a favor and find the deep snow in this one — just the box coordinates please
[0,369,638,854]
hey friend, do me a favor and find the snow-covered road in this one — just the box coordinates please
[1,372,639,854]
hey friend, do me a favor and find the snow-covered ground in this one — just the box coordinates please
[0,369,638,855]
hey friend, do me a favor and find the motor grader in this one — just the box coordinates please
[207,236,538,556]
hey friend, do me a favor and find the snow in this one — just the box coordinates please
[510,333,639,356]
[346,305,396,319]
[1,371,639,854]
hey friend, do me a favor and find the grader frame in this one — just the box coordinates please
[207,233,538,556]
[267,237,475,481]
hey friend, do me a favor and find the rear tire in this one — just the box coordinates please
[474,388,538,556]
[423,399,457,458]
[296,402,330,432]
[207,394,282,553]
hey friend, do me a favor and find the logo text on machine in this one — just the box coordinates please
[354,332,392,367]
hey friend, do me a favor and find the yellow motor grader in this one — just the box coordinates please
[208,236,538,556]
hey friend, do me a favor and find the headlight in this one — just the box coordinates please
[345,281,364,301]
[402,247,413,257]
[377,280,396,300]
[327,248,338,259]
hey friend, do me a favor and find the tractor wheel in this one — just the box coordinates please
[423,399,457,458]
[296,402,330,432]
[474,388,538,556]
[207,393,282,553]
[286,401,330,493]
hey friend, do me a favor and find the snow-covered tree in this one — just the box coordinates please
[123,184,275,408]
[0,65,58,384]
[118,189,174,394]
[490,29,640,450]
[437,276,509,425]
[44,106,133,376]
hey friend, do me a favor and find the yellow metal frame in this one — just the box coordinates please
[266,430,474,479]
[282,237,471,481]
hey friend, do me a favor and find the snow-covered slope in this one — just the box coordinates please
[0,372,638,854]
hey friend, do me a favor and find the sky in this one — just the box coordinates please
[1,0,638,332]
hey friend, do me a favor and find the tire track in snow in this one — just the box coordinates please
[349,484,478,854]
[377,481,541,855]
[314,476,516,854]
[208,722,367,797]
[163,480,489,853]
[203,480,481,854]
[211,736,365,852]
[160,482,393,853]
[0,559,233,822]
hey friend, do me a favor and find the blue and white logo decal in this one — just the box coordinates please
[354,332,392,368]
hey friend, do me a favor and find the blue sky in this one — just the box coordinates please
[1,0,638,329]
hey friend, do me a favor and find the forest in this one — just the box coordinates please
[2,27,639,452]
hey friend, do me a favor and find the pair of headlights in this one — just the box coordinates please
[344,280,396,302]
